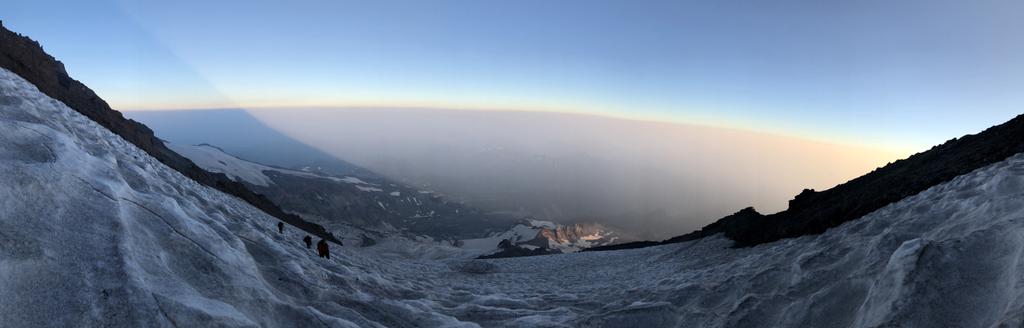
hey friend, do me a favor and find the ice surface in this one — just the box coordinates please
[3,68,1024,327]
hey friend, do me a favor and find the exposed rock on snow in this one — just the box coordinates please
[465,219,620,257]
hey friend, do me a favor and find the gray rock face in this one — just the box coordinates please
[536,223,612,245]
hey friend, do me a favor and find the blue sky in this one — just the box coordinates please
[5,0,1023,152]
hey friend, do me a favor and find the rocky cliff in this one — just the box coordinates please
[590,112,1024,251]
[533,223,614,246]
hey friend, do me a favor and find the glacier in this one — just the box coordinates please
[3,67,1024,327]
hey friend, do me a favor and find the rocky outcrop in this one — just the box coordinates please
[532,223,611,246]
[717,113,1024,247]
[0,22,339,243]
[589,112,1024,251]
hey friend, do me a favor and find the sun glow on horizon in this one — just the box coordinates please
[120,98,918,158]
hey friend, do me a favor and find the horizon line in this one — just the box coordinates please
[123,104,919,157]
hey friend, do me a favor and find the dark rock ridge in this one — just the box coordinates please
[590,113,1024,251]
[0,22,340,244]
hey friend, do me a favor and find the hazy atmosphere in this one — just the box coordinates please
[129,108,897,238]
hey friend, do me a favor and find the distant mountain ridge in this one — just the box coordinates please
[168,143,519,241]
[469,219,620,258]
[125,109,372,177]
[527,222,618,249]
[590,112,1024,251]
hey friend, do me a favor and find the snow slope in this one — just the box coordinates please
[0,69,478,327]
[4,67,1024,327]
[168,143,379,189]
[461,223,542,251]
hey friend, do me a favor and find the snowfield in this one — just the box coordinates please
[169,142,383,191]
[169,142,279,186]
[460,223,542,252]
[3,68,1024,327]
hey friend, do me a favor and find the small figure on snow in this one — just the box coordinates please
[316,239,330,259]
[303,235,312,249]
[277,222,284,234]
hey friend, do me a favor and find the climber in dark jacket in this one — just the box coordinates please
[316,239,330,259]
[303,235,312,249]
[277,222,284,234]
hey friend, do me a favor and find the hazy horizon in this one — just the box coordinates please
[129,107,903,239]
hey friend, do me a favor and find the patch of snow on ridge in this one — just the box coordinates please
[330,176,372,185]
[168,143,276,186]
[358,185,384,192]
[527,219,557,229]
[5,66,1024,327]
[408,210,436,219]
[169,144,388,193]
[460,224,540,252]
[168,143,332,187]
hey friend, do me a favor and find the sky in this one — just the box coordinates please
[5,0,1024,152]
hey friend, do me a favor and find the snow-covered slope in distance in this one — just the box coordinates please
[5,67,1024,327]
[180,142,611,254]
[169,142,374,188]
[170,142,519,242]
[170,142,620,253]
[461,222,542,251]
